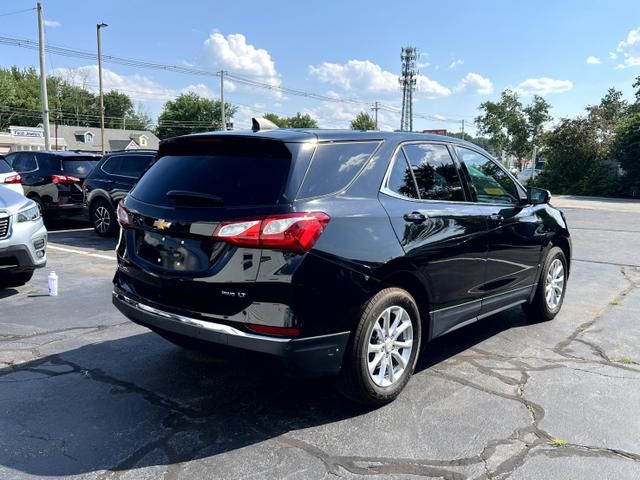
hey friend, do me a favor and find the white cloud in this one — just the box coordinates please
[609,51,618,60]
[51,65,180,102]
[309,59,450,97]
[516,77,573,96]
[615,27,640,68]
[202,33,281,91]
[432,114,447,121]
[455,72,493,95]
[586,55,601,65]
[417,61,431,68]
[448,59,464,69]
[44,19,61,28]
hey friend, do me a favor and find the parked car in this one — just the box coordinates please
[0,186,47,287]
[517,168,542,184]
[3,151,101,219]
[0,155,24,195]
[83,150,156,236]
[112,126,571,406]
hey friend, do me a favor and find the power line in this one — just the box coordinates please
[0,7,35,18]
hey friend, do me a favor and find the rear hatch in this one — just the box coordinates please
[59,156,101,203]
[117,136,297,316]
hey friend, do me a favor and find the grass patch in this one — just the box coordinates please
[550,438,568,447]
[618,356,635,365]
[609,299,621,306]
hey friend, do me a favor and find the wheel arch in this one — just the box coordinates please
[551,232,571,276]
[379,270,432,341]
[88,190,114,211]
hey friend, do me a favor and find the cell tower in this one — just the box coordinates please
[399,47,418,131]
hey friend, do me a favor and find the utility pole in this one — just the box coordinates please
[37,3,51,150]
[220,70,226,131]
[371,101,379,129]
[461,119,465,140]
[97,22,108,154]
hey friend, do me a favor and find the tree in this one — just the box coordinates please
[287,112,317,128]
[613,112,640,190]
[475,90,551,161]
[350,112,376,130]
[534,116,618,196]
[155,93,236,139]
[102,91,135,129]
[262,113,289,128]
[587,88,628,129]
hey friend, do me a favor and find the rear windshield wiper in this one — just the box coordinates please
[166,190,224,206]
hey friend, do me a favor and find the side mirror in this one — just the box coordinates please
[528,187,551,205]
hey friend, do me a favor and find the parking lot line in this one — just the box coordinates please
[47,244,115,261]
[48,228,95,234]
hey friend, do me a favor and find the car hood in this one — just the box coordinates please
[0,185,33,214]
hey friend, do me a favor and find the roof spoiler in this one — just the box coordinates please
[252,117,279,132]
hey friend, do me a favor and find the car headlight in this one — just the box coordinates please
[17,204,40,223]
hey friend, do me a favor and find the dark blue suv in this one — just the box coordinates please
[112,124,571,405]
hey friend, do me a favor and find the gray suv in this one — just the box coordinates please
[0,187,48,287]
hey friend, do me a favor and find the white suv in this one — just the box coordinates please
[0,187,47,287]
[0,155,24,195]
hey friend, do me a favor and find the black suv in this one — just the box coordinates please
[83,150,156,236]
[112,127,571,406]
[4,151,101,219]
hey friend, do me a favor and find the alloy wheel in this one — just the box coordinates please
[367,306,414,387]
[545,258,565,309]
[94,206,111,234]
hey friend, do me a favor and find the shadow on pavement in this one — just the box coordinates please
[0,308,527,476]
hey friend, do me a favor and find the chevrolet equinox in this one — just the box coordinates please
[113,123,571,406]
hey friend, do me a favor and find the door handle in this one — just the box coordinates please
[489,213,504,224]
[403,212,427,224]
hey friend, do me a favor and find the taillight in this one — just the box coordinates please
[116,202,132,228]
[213,212,330,252]
[3,174,21,184]
[51,174,80,185]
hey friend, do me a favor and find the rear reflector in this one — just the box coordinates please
[3,174,21,184]
[213,212,330,252]
[247,324,302,337]
[51,174,80,185]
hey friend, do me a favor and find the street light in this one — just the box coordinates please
[97,22,108,154]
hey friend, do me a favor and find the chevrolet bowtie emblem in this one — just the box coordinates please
[153,219,172,230]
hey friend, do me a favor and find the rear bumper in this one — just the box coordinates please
[112,291,350,376]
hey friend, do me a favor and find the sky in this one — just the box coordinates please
[2,0,640,134]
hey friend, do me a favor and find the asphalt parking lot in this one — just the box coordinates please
[1,196,639,480]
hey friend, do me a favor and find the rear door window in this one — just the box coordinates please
[387,149,419,199]
[131,139,292,207]
[403,143,465,201]
[118,155,153,178]
[12,153,37,173]
[297,142,379,199]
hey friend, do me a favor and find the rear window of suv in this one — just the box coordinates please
[297,142,379,199]
[60,157,100,177]
[131,138,292,207]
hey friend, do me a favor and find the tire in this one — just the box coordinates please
[523,246,567,322]
[0,270,34,288]
[337,287,422,407]
[90,199,117,237]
